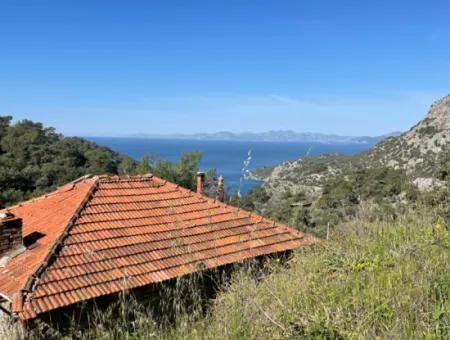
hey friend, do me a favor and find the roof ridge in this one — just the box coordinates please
[1,176,95,212]
[97,174,156,183]
[13,177,100,318]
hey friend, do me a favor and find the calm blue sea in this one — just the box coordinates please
[89,138,374,194]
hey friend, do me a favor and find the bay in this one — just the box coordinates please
[89,138,375,194]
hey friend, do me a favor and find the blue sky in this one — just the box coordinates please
[0,1,449,136]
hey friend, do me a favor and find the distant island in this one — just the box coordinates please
[119,130,401,145]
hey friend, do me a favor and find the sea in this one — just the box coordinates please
[88,138,375,195]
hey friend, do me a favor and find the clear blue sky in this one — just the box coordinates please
[1,0,449,136]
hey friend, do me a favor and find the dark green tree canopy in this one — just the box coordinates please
[0,116,206,208]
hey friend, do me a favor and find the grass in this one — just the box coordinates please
[3,206,450,339]
[0,316,25,339]
[178,207,449,339]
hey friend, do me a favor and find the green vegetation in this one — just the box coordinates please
[0,116,205,208]
[234,166,422,237]
[187,209,448,339]
[0,116,126,207]
[438,151,450,181]
[1,106,449,338]
[314,167,418,228]
[132,151,204,191]
[3,205,448,339]
[417,125,438,137]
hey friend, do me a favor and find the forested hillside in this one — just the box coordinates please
[0,116,128,207]
[0,116,204,208]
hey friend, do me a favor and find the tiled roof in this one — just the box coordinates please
[0,175,317,320]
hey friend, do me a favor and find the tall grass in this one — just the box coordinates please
[0,315,25,339]
[2,206,449,339]
[172,206,450,339]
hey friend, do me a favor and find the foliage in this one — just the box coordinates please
[438,150,450,181]
[153,151,203,191]
[229,186,270,212]
[316,167,418,219]
[125,151,203,191]
[0,117,127,207]
[233,167,420,237]
[0,116,206,207]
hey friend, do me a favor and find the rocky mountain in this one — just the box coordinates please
[129,130,400,145]
[257,94,450,195]
[363,94,450,176]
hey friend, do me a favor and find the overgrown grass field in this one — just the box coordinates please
[2,207,449,339]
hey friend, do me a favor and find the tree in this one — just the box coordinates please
[85,149,117,174]
[0,116,208,208]
[175,151,202,190]
[0,116,128,207]
[135,155,153,175]
[118,156,137,175]
[0,116,12,144]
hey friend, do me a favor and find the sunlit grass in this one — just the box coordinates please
[2,206,449,339]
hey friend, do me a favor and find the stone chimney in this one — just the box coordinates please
[0,211,23,257]
[196,172,205,195]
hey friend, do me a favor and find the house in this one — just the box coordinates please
[0,174,317,321]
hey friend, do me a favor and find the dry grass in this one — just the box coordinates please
[177,206,450,339]
[0,315,24,340]
[2,207,449,339]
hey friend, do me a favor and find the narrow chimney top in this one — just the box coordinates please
[196,172,205,195]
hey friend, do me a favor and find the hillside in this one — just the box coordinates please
[0,116,133,208]
[257,94,450,196]
[0,117,205,208]
[363,94,450,176]
[241,94,450,237]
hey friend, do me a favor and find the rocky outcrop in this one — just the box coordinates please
[261,94,450,196]
[363,94,450,176]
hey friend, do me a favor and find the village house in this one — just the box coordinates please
[0,174,317,321]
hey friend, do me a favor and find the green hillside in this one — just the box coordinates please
[0,116,204,208]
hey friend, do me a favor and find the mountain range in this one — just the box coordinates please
[127,131,400,145]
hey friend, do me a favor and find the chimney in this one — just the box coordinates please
[217,175,225,202]
[196,172,205,195]
[0,211,23,257]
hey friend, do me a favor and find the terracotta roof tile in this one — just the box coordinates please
[0,175,318,320]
